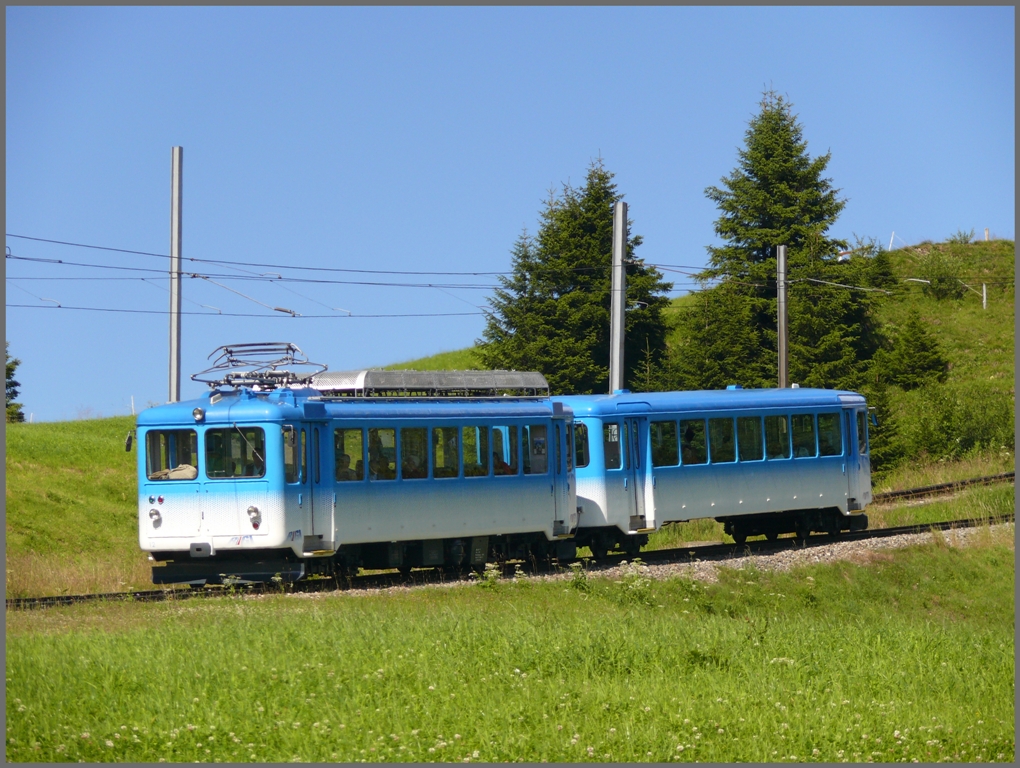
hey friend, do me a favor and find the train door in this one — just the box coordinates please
[624,417,647,530]
[845,409,870,510]
[550,417,576,536]
[283,423,332,552]
[307,422,333,550]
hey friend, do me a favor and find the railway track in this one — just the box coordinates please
[7,473,1014,611]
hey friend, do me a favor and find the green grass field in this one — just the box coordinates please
[6,523,1014,763]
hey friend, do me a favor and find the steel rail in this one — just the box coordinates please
[871,471,1013,503]
[7,475,1015,611]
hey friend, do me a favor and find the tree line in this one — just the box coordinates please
[478,90,953,475]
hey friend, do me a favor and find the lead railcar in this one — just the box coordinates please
[137,344,578,585]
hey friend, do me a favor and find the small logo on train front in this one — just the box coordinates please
[231,535,254,546]
[287,529,302,542]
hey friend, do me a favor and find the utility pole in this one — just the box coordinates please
[609,201,627,393]
[777,244,788,388]
[169,146,183,403]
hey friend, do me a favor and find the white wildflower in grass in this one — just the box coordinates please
[80,732,90,739]
[105,740,114,747]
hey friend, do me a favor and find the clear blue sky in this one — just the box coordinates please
[6,6,1014,421]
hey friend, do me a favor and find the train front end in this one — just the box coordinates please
[137,387,313,585]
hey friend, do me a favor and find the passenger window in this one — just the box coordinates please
[765,415,791,459]
[565,424,572,472]
[574,423,590,468]
[603,422,622,470]
[856,411,868,455]
[334,428,364,481]
[792,415,816,457]
[817,413,843,456]
[462,426,490,477]
[283,426,299,482]
[206,427,266,479]
[432,426,459,478]
[523,424,548,474]
[491,426,519,475]
[145,429,198,480]
[368,428,396,480]
[709,418,736,463]
[651,420,679,467]
[400,427,428,479]
[679,419,707,465]
[737,416,764,461]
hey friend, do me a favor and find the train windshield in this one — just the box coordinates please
[206,427,266,478]
[145,429,198,480]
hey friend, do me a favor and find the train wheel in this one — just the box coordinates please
[398,565,413,579]
[587,531,609,560]
[795,520,811,541]
[732,530,747,547]
[765,530,779,543]
[623,537,642,557]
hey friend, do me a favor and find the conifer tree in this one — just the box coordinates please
[478,161,672,394]
[666,90,884,391]
[6,341,25,423]
[885,308,949,391]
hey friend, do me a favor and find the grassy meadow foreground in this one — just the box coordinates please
[6,520,1014,763]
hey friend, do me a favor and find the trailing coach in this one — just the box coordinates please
[555,386,872,556]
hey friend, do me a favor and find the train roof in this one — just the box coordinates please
[137,385,566,427]
[554,387,865,417]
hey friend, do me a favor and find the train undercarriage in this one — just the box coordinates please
[719,506,868,546]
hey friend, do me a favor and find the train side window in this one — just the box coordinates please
[817,413,843,456]
[856,411,868,455]
[334,428,364,481]
[283,426,299,482]
[737,416,764,461]
[491,426,519,475]
[603,422,622,470]
[206,427,266,479]
[651,420,679,467]
[709,418,736,463]
[432,426,459,478]
[400,427,428,479]
[574,423,590,468]
[792,414,817,457]
[564,423,572,472]
[679,419,707,465]
[523,424,548,474]
[368,428,396,480]
[145,429,198,480]
[764,415,791,459]
[462,426,490,477]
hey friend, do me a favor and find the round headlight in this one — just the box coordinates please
[192,407,205,422]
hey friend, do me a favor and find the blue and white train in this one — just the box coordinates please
[555,387,871,557]
[134,344,871,584]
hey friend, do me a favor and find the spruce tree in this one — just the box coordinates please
[885,308,949,390]
[478,161,672,394]
[6,341,25,423]
[667,90,884,391]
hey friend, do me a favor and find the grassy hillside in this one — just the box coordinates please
[5,416,151,596]
[4,239,1013,597]
[384,347,481,371]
